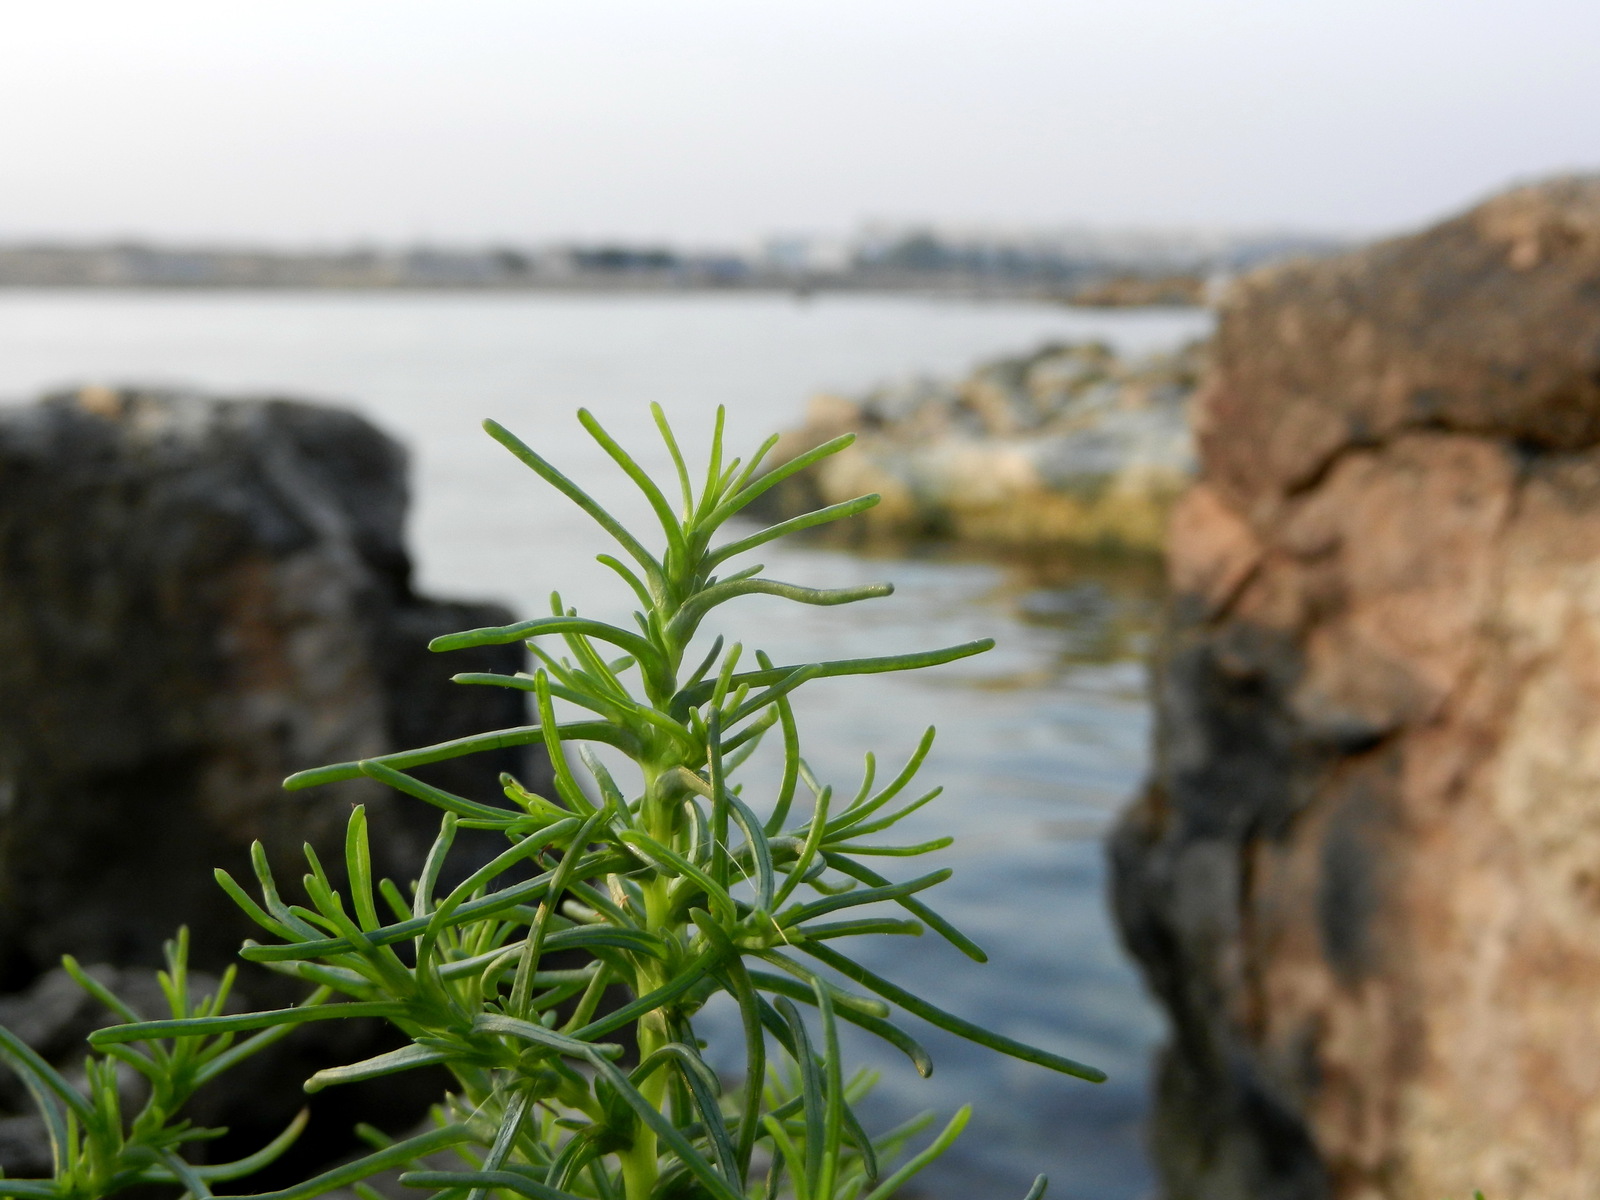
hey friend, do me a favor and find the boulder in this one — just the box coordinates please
[752,340,1202,552]
[0,387,545,1178]
[1112,175,1600,1200]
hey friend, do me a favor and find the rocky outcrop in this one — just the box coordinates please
[1111,176,1600,1200]
[0,387,543,1177]
[1067,273,1207,308]
[752,341,1202,552]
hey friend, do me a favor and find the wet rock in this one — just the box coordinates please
[0,387,546,1178]
[752,341,1202,552]
[1113,176,1600,1199]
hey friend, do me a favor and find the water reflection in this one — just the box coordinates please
[709,536,1167,1200]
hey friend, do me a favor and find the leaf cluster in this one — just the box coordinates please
[0,408,1100,1200]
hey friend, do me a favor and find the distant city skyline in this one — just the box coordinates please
[1,1,1595,246]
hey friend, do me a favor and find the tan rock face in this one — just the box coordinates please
[1112,176,1600,1200]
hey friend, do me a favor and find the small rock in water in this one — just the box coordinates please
[752,340,1205,553]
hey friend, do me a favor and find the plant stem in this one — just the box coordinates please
[621,870,675,1200]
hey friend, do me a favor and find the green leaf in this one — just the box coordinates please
[824,854,986,963]
[482,418,664,588]
[88,1000,406,1046]
[213,868,296,940]
[582,1049,745,1200]
[779,869,951,929]
[0,1024,96,1134]
[632,1044,740,1187]
[472,1013,621,1061]
[540,925,668,959]
[722,664,822,730]
[651,402,696,515]
[827,727,937,833]
[397,1169,585,1200]
[819,986,850,1199]
[707,494,882,567]
[304,1044,450,1093]
[189,1109,310,1181]
[431,615,669,694]
[618,831,738,927]
[667,579,893,646]
[344,806,381,933]
[715,957,768,1182]
[60,956,144,1026]
[800,943,1107,1083]
[531,675,601,818]
[746,959,888,1021]
[676,640,994,713]
[826,836,955,857]
[512,810,609,1017]
[860,1106,970,1200]
[241,852,636,962]
[227,1122,476,1200]
[773,996,827,1192]
[283,720,639,790]
[567,943,727,1041]
[708,432,856,526]
[796,918,923,941]
[194,987,336,1085]
[722,791,776,913]
[578,409,688,565]
[0,1180,61,1197]
[759,650,803,836]
[697,405,729,523]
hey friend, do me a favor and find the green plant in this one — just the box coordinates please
[0,409,1104,1200]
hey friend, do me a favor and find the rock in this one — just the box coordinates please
[1112,175,1600,1200]
[0,387,547,1179]
[1066,273,1208,308]
[752,341,1202,553]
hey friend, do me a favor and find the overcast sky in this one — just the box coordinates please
[1,0,1594,246]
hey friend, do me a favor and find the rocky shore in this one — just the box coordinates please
[751,338,1204,553]
[1113,175,1600,1200]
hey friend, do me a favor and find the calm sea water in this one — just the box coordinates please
[0,291,1211,1200]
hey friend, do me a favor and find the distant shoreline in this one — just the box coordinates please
[0,233,1340,302]
[0,279,1207,307]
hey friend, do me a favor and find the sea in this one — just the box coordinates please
[0,290,1212,1200]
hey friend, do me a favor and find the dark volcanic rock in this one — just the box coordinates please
[1113,176,1600,1200]
[0,386,545,1176]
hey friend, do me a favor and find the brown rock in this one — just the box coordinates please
[1114,176,1600,1199]
[0,387,535,982]
[1196,176,1600,529]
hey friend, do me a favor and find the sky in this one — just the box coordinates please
[0,0,1595,247]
